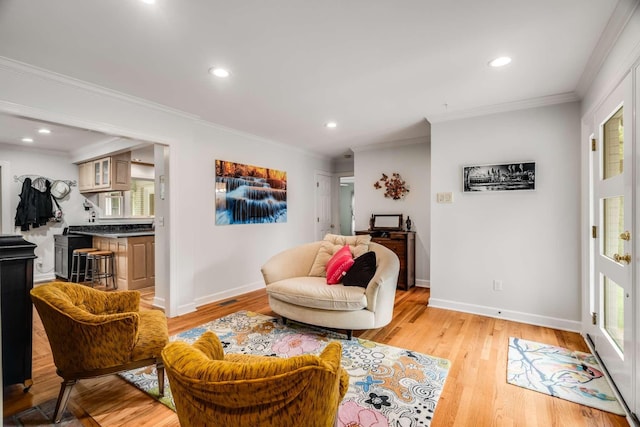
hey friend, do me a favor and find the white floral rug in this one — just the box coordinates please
[120,310,451,426]
[507,337,625,415]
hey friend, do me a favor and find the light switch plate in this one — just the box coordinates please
[437,192,454,203]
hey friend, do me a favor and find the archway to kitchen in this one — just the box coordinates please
[0,109,172,316]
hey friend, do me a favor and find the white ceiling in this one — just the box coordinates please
[0,0,625,157]
[0,114,120,152]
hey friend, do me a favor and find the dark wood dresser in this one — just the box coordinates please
[0,235,37,390]
[356,230,415,290]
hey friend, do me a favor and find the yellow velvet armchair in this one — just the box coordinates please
[30,282,169,423]
[162,331,349,427]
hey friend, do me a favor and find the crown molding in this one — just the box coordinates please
[351,135,429,153]
[0,141,73,157]
[426,92,580,124]
[193,117,333,162]
[575,0,640,98]
[0,56,201,121]
[0,56,334,162]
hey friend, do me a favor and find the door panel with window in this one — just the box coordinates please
[589,74,633,407]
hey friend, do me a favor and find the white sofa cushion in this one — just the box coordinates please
[266,277,367,311]
[308,234,371,277]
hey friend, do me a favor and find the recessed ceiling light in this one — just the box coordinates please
[209,67,230,78]
[38,128,51,134]
[489,56,512,68]
[141,0,156,4]
[326,122,337,128]
[21,137,33,143]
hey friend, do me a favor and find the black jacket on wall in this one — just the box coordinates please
[15,178,54,231]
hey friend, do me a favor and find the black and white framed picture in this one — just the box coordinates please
[463,162,536,192]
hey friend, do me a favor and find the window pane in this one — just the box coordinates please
[131,179,155,217]
[603,196,624,260]
[603,276,624,352]
[603,106,623,180]
[101,192,123,217]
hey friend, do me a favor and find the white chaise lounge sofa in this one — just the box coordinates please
[261,234,400,339]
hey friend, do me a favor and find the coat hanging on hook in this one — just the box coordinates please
[14,177,59,231]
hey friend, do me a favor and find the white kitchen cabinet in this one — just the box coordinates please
[78,152,131,193]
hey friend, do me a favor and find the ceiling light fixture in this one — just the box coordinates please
[209,67,230,78]
[141,0,156,4]
[489,56,512,68]
[38,128,51,134]
[326,122,337,128]
[21,137,33,143]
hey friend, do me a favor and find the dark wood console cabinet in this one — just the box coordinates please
[356,230,415,290]
[0,235,36,389]
[54,234,93,280]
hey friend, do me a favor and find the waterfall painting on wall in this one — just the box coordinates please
[215,159,287,225]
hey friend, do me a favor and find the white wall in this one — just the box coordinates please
[354,140,430,285]
[188,121,331,308]
[0,144,88,282]
[0,58,331,316]
[430,102,581,331]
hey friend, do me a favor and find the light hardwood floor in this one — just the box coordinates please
[4,286,629,426]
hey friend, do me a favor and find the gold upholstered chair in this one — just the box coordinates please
[30,282,168,423]
[162,331,349,427]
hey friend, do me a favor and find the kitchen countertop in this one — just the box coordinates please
[68,224,154,239]
[71,231,154,238]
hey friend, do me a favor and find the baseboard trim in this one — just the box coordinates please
[176,302,197,317]
[428,298,581,332]
[194,281,265,308]
[34,273,56,283]
[152,296,166,310]
[416,279,430,288]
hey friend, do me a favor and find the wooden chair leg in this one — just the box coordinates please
[156,361,165,396]
[53,378,77,423]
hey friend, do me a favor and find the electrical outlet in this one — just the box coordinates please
[493,280,503,291]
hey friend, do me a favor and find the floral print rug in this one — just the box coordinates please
[120,310,451,426]
[507,337,625,415]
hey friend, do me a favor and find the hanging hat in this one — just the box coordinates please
[50,180,71,199]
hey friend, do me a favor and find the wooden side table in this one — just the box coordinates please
[356,230,415,290]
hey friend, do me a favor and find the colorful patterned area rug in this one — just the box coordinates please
[120,310,451,426]
[507,337,625,415]
[3,398,83,427]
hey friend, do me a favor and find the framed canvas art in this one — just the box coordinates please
[215,159,287,224]
[463,162,536,192]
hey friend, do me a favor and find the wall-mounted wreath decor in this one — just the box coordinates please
[373,172,409,200]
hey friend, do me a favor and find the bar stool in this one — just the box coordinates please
[85,250,117,289]
[70,248,98,283]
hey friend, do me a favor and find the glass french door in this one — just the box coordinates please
[589,73,633,407]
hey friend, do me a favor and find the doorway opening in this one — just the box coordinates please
[339,176,354,235]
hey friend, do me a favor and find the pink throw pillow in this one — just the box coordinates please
[326,245,355,284]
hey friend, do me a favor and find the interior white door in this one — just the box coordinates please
[315,172,334,240]
[589,73,634,408]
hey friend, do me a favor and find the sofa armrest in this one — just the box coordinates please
[364,242,400,313]
[261,241,322,285]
